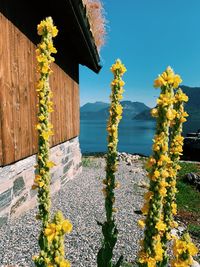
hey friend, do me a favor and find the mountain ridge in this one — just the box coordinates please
[80,100,150,120]
[133,85,200,134]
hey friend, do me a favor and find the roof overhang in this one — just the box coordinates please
[0,0,102,74]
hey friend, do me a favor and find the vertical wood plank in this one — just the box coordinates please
[0,14,5,165]
[0,13,80,166]
[1,15,15,164]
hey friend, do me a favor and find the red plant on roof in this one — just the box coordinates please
[82,0,106,51]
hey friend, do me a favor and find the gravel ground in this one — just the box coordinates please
[0,158,148,267]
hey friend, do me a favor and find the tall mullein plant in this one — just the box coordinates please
[166,89,198,267]
[97,59,126,267]
[161,88,189,265]
[32,17,72,267]
[137,67,182,267]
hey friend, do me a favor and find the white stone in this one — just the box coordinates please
[192,260,200,267]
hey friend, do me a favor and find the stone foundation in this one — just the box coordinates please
[0,137,82,226]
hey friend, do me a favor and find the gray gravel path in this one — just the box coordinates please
[0,158,148,267]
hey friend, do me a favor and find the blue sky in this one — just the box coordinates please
[80,0,200,108]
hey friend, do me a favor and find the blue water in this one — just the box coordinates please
[80,119,156,156]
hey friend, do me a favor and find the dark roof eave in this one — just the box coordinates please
[69,0,102,73]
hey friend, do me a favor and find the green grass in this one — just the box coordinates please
[178,161,199,178]
[82,157,93,167]
[176,179,200,214]
[81,156,102,168]
[176,161,200,214]
[176,162,200,239]
[187,224,200,238]
[122,262,134,267]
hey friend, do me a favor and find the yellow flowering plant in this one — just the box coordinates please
[138,67,198,267]
[138,67,182,267]
[97,59,126,267]
[171,233,198,267]
[32,17,72,267]
[161,88,189,265]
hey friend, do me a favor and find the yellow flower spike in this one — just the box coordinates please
[34,17,73,267]
[110,59,127,76]
[138,67,186,267]
[98,60,126,266]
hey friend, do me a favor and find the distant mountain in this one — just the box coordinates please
[181,85,200,112]
[133,85,200,135]
[80,101,150,120]
[133,108,154,120]
[80,101,109,112]
[181,85,200,134]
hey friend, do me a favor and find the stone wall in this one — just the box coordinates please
[0,137,82,227]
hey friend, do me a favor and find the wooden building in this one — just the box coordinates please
[0,0,101,225]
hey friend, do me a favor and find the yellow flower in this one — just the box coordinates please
[41,64,49,74]
[37,17,58,37]
[60,260,70,267]
[170,220,179,228]
[138,220,145,228]
[62,220,73,234]
[144,191,154,200]
[46,161,55,168]
[146,157,156,168]
[115,104,123,115]
[173,75,182,88]
[55,256,60,264]
[38,114,46,121]
[146,257,157,267]
[36,124,42,130]
[37,54,48,63]
[48,42,57,53]
[155,221,167,231]
[154,241,164,261]
[154,76,167,88]
[44,223,57,242]
[187,242,198,256]
[175,91,188,103]
[114,182,120,189]
[110,59,127,75]
[161,169,169,178]
[38,181,45,188]
[166,109,177,121]
[171,202,177,215]
[159,186,167,197]
[173,239,188,255]
[41,130,53,140]
[151,108,158,117]
[141,202,149,215]
[152,170,160,180]
[154,67,182,89]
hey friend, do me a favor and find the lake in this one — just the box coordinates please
[80,119,156,156]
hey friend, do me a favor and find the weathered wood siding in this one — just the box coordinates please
[0,13,80,166]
